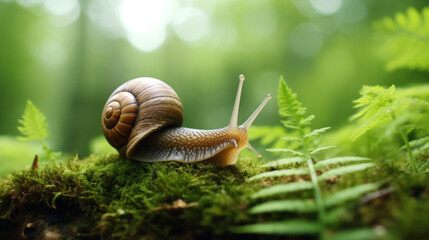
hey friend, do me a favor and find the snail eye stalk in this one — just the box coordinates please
[229,74,245,129]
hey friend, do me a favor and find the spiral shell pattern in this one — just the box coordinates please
[102,77,183,157]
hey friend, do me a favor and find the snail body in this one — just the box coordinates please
[102,75,271,167]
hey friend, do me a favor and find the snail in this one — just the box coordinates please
[102,74,271,167]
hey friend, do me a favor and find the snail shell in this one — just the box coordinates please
[102,75,271,167]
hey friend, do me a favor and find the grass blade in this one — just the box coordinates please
[248,169,309,182]
[252,181,313,199]
[324,182,382,207]
[230,220,321,235]
[261,157,306,168]
[314,156,372,169]
[318,163,375,181]
[249,199,317,214]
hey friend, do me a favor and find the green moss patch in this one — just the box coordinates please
[0,155,263,239]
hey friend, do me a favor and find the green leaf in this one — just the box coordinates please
[408,136,429,149]
[17,100,49,141]
[418,159,429,172]
[230,220,321,235]
[318,163,375,181]
[248,169,309,182]
[266,148,305,156]
[327,228,383,240]
[277,76,307,128]
[351,85,396,121]
[374,7,429,71]
[301,115,315,125]
[252,181,313,199]
[304,127,331,139]
[310,146,336,155]
[324,207,348,225]
[249,199,316,214]
[314,156,372,169]
[261,157,307,168]
[281,136,302,142]
[324,182,382,207]
[350,85,397,141]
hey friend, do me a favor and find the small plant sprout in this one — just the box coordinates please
[17,100,61,163]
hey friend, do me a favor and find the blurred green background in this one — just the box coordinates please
[0,0,427,165]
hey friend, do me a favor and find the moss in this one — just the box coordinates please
[0,155,264,239]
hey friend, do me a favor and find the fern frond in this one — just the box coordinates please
[281,136,303,142]
[278,76,307,129]
[374,7,429,71]
[261,157,307,168]
[314,157,372,169]
[408,136,429,148]
[318,163,375,181]
[324,182,382,208]
[249,199,317,214]
[327,228,382,240]
[248,169,309,182]
[17,100,49,141]
[304,127,331,139]
[350,85,397,141]
[310,146,337,155]
[267,148,305,156]
[230,220,321,235]
[252,181,313,199]
[351,85,396,121]
[418,159,429,172]
[301,115,315,126]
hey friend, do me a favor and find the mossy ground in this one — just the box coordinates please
[0,154,428,240]
[0,155,266,239]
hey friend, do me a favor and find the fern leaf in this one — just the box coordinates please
[350,85,396,141]
[418,159,429,172]
[249,199,316,214]
[374,7,429,71]
[281,136,302,142]
[278,76,307,128]
[261,157,307,168]
[314,156,372,170]
[310,146,337,155]
[318,163,375,181]
[301,115,315,126]
[17,100,49,141]
[324,182,382,207]
[408,136,429,148]
[248,169,309,182]
[304,127,331,139]
[351,85,396,121]
[267,148,305,156]
[230,220,321,235]
[252,181,313,199]
[327,228,382,240]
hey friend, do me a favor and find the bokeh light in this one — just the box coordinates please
[310,0,343,15]
[173,7,210,43]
